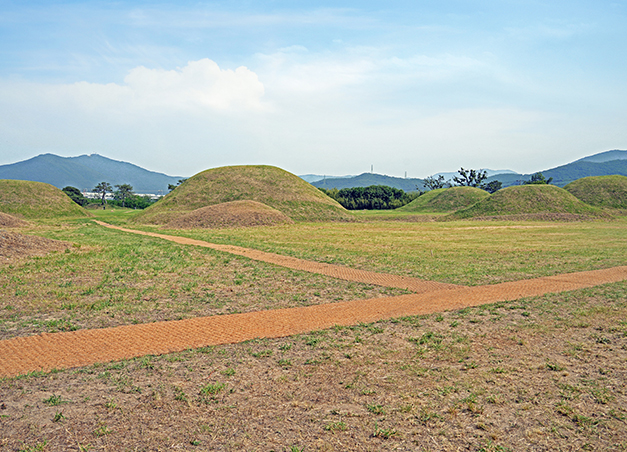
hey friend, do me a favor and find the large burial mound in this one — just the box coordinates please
[0,230,71,263]
[135,165,352,224]
[0,212,29,228]
[398,186,489,213]
[0,180,89,219]
[166,200,294,229]
[564,175,627,210]
[446,184,608,221]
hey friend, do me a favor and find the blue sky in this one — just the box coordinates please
[1,1,626,177]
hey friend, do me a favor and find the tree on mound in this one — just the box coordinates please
[166,200,295,229]
[62,186,88,206]
[523,172,553,185]
[446,184,608,220]
[564,175,627,210]
[453,168,488,187]
[397,186,489,213]
[0,180,90,219]
[133,165,352,224]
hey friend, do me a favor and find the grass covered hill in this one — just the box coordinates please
[166,200,294,229]
[0,180,89,219]
[135,165,353,224]
[447,184,607,220]
[398,186,489,213]
[564,175,627,210]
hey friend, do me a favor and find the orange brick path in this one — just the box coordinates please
[1,223,626,378]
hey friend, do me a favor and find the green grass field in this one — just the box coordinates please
[1,209,626,451]
[152,215,627,285]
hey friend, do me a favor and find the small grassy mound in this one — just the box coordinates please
[447,184,608,220]
[135,165,352,224]
[166,200,294,229]
[564,175,627,209]
[0,230,71,262]
[0,212,29,228]
[398,186,489,213]
[0,180,89,219]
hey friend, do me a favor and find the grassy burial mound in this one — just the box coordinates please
[0,180,89,219]
[166,200,294,229]
[564,175,627,210]
[135,165,352,224]
[398,186,489,213]
[447,184,608,220]
[0,212,29,228]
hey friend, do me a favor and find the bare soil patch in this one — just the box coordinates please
[166,200,294,229]
[0,230,71,263]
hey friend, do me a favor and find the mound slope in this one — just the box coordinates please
[398,186,489,213]
[0,212,29,228]
[135,165,352,224]
[447,184,608,220]
[166,200,294,229]
[564,175,627,209]
[0,231,71,262]
[0,180,89,219]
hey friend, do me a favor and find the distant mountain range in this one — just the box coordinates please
[1,149,626,195]
[0,154,183,194]
[310,150,627,191]
[313,173,426,191]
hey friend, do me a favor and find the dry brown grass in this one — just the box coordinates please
[166,200,294,229]
[0,212,29,228]
[1,282,625,451]
[0,230,71,263]
[1,214,626,451]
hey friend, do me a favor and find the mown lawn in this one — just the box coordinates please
[150,215,627,285]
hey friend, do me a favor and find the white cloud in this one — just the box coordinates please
[255,46,490,97]
[123,59,265,111]
[2,59,266,115]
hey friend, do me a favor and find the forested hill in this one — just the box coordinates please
[0,154,183,194]
[543,159,627,186]
[313,150,627,190]
[313,173,426,192]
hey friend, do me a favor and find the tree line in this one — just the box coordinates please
[319,185,420,210]
[320,168,553,210]
[423,168,552,193]
[62,183,157,209]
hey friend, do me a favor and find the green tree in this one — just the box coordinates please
[62,186,88,206]
[423,175,451,190]
[453,168,488,187]
[168,179,188,192]
[114,183,134,208]
[524,172,553,185]
[482,180,502,194]
[93,182,112,207]
[332,185,418,210]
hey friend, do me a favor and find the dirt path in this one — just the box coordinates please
[93,221,459,293]
[1,222,626,378]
